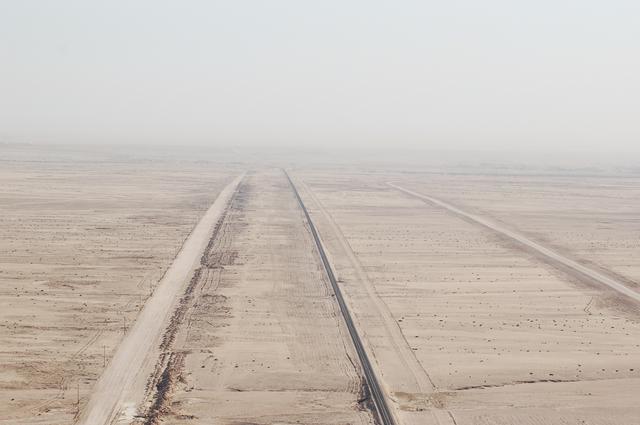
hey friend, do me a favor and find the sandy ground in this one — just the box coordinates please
[396,173,640,288]
[4,145,640,425]
[149,169,372,425]
[0,155,236,424]
[388,182,640,303]
[294,169,640,425]
[78,175,243,425]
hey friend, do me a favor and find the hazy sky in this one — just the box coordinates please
[1,1,639,152]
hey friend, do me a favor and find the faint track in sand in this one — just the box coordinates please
[292,174,457,425]
[77,174,244,425]
[293,176,436,394]
[388,182,640,304]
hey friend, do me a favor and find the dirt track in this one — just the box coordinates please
[388,183,640,303]
[292,176,458,425]
[291,170,640,425]
[5,154,640,425]
[153,169,372,424]
[0,155,237,425]
[77,175,243,425]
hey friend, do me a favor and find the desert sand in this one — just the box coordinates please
[143,169,371,424]
[293,168,640,425]
[396,173,640,287]
[0,150,237,424]
[2,147,639,425]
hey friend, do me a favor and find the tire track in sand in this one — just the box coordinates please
[294,176,436,393]
[388,182,640,305]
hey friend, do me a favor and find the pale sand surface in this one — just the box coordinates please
[155,169,371,424]
[387,182,640,303]
[4,150,640,425]
[0,157,236,424]
[78,174,243,425]
[396,173,640,287]
[294,169,640,425]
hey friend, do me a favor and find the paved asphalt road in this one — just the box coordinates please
[286,170,397,425]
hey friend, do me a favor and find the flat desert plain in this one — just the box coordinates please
[145,169,371,425]
[0,152,237,424]
[2,151,639,425]
[394,172,640,287]
[294,168,640,425]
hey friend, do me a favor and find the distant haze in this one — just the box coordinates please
[1,1,639,153]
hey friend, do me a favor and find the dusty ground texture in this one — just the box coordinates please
[294,168,640,425]
[0,151,236,425]
[146,169,372,425]
[4,144,640,425]
[397,173,640,289]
